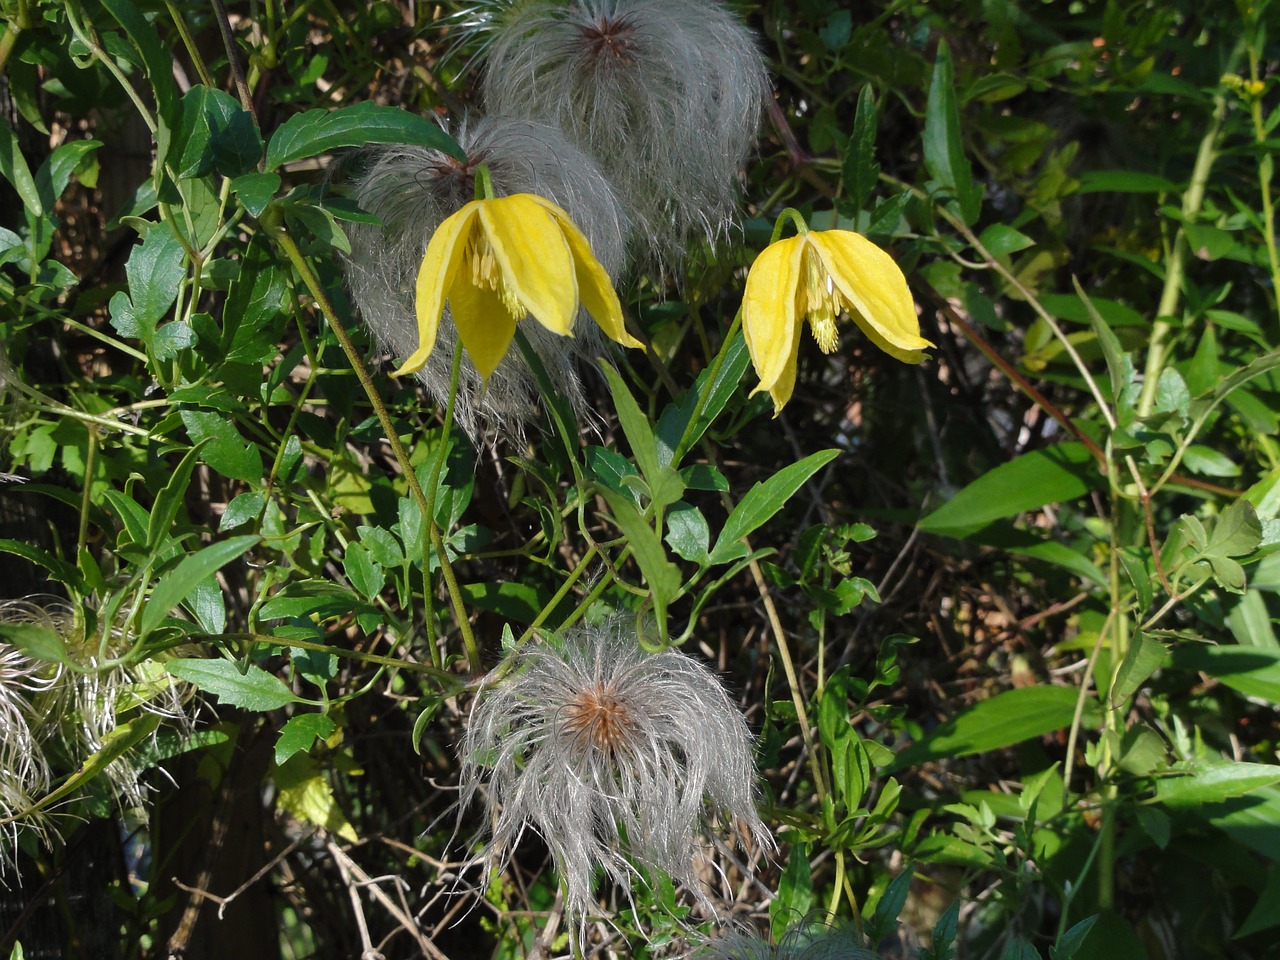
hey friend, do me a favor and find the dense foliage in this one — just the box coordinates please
[1,1,1278,958]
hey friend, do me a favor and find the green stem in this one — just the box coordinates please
[267,216,476,671]
[163,0,215,88]
[1137,91,1228,417]
[1244,54,1280,325]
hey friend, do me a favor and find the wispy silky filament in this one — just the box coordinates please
[477,0,770,274]
[457,619,772,944]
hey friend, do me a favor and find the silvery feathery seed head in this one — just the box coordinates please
[344,114,631,443]
[693,922,884,960]
[459,619,772,943]
[478,0,769,276]
[0,599,192,867]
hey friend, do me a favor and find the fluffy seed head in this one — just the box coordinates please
[344,114,631,442]
[0,599,192,869]
[458,619,771,943]
[478,0,770,276]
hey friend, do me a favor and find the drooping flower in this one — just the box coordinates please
[393,192,642,382]
[477,0,769,274]
[458,619,771,943]
[344,114,634,441]
[742,227,933,413]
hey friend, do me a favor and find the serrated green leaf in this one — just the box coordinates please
[168,657,299,711]
[843,85,880,214]
[141,535,258,637]
[1111,631,1167,706]
[924,40,981,224]
[232,172,281,217]
[180,410,262,483]
[0,622,69,665]
[1157,761,1280,807]
[0,538,86,593]
[275,713,336,765]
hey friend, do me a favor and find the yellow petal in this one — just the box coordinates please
[742,235,805,391]
[393,201,480,377]
[545,200,642,350]
[761,308,804,414]
[808,231,933,359]
[480,194,577,337]
[450,276,518,381]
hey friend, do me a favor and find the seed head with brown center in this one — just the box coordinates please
[457,619,772,946]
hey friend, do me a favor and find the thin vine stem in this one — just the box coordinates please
[266,215,477,671]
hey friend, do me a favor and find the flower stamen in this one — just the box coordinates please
[804,255,841,353]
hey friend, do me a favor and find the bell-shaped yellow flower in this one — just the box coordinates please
[742,228,933,412]
[392,193,642,381]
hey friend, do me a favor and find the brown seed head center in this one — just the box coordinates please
[563,681,635,757]
[576,15,638,64]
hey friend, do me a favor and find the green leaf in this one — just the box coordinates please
[259,580,365,621]
[148,443,206,551]
[843,85,880,214]
[275,713,337,765]
[709,449,840,564]
[600,490,682,630]
[1075,278,1127,406]
[0,118,42,215]
[924,901,960,960]
[0,622,69,665]
[220,492,266,531]
[100,0,179,133]
[1157,761,1280,807]
[918,443,1099,539]
[111,225,187,353]
[770,842,813,939]
[231,172,281,218]
[0,538,86,593]
[665,503,710,564]
[655,331,751,467]
[180,410,263,483]
[1111,631,1167,706]
[167,657,299,711]
[923,40,981,224]
[600,362,661,489]
[265,102,464,171]
[1000,939,1039,960]
[1208,499,1263,557]
[868,868,912,942]
[141,535,258,637]
[889,686,1095,771]
[980,224,1035,260]
[1235,867,1280,939]
[343,542,385,599]
[1170,644,1280,703]
[586,446,643,508]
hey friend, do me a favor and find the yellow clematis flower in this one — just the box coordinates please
[742,227,933,412]
[392,193,642,381]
